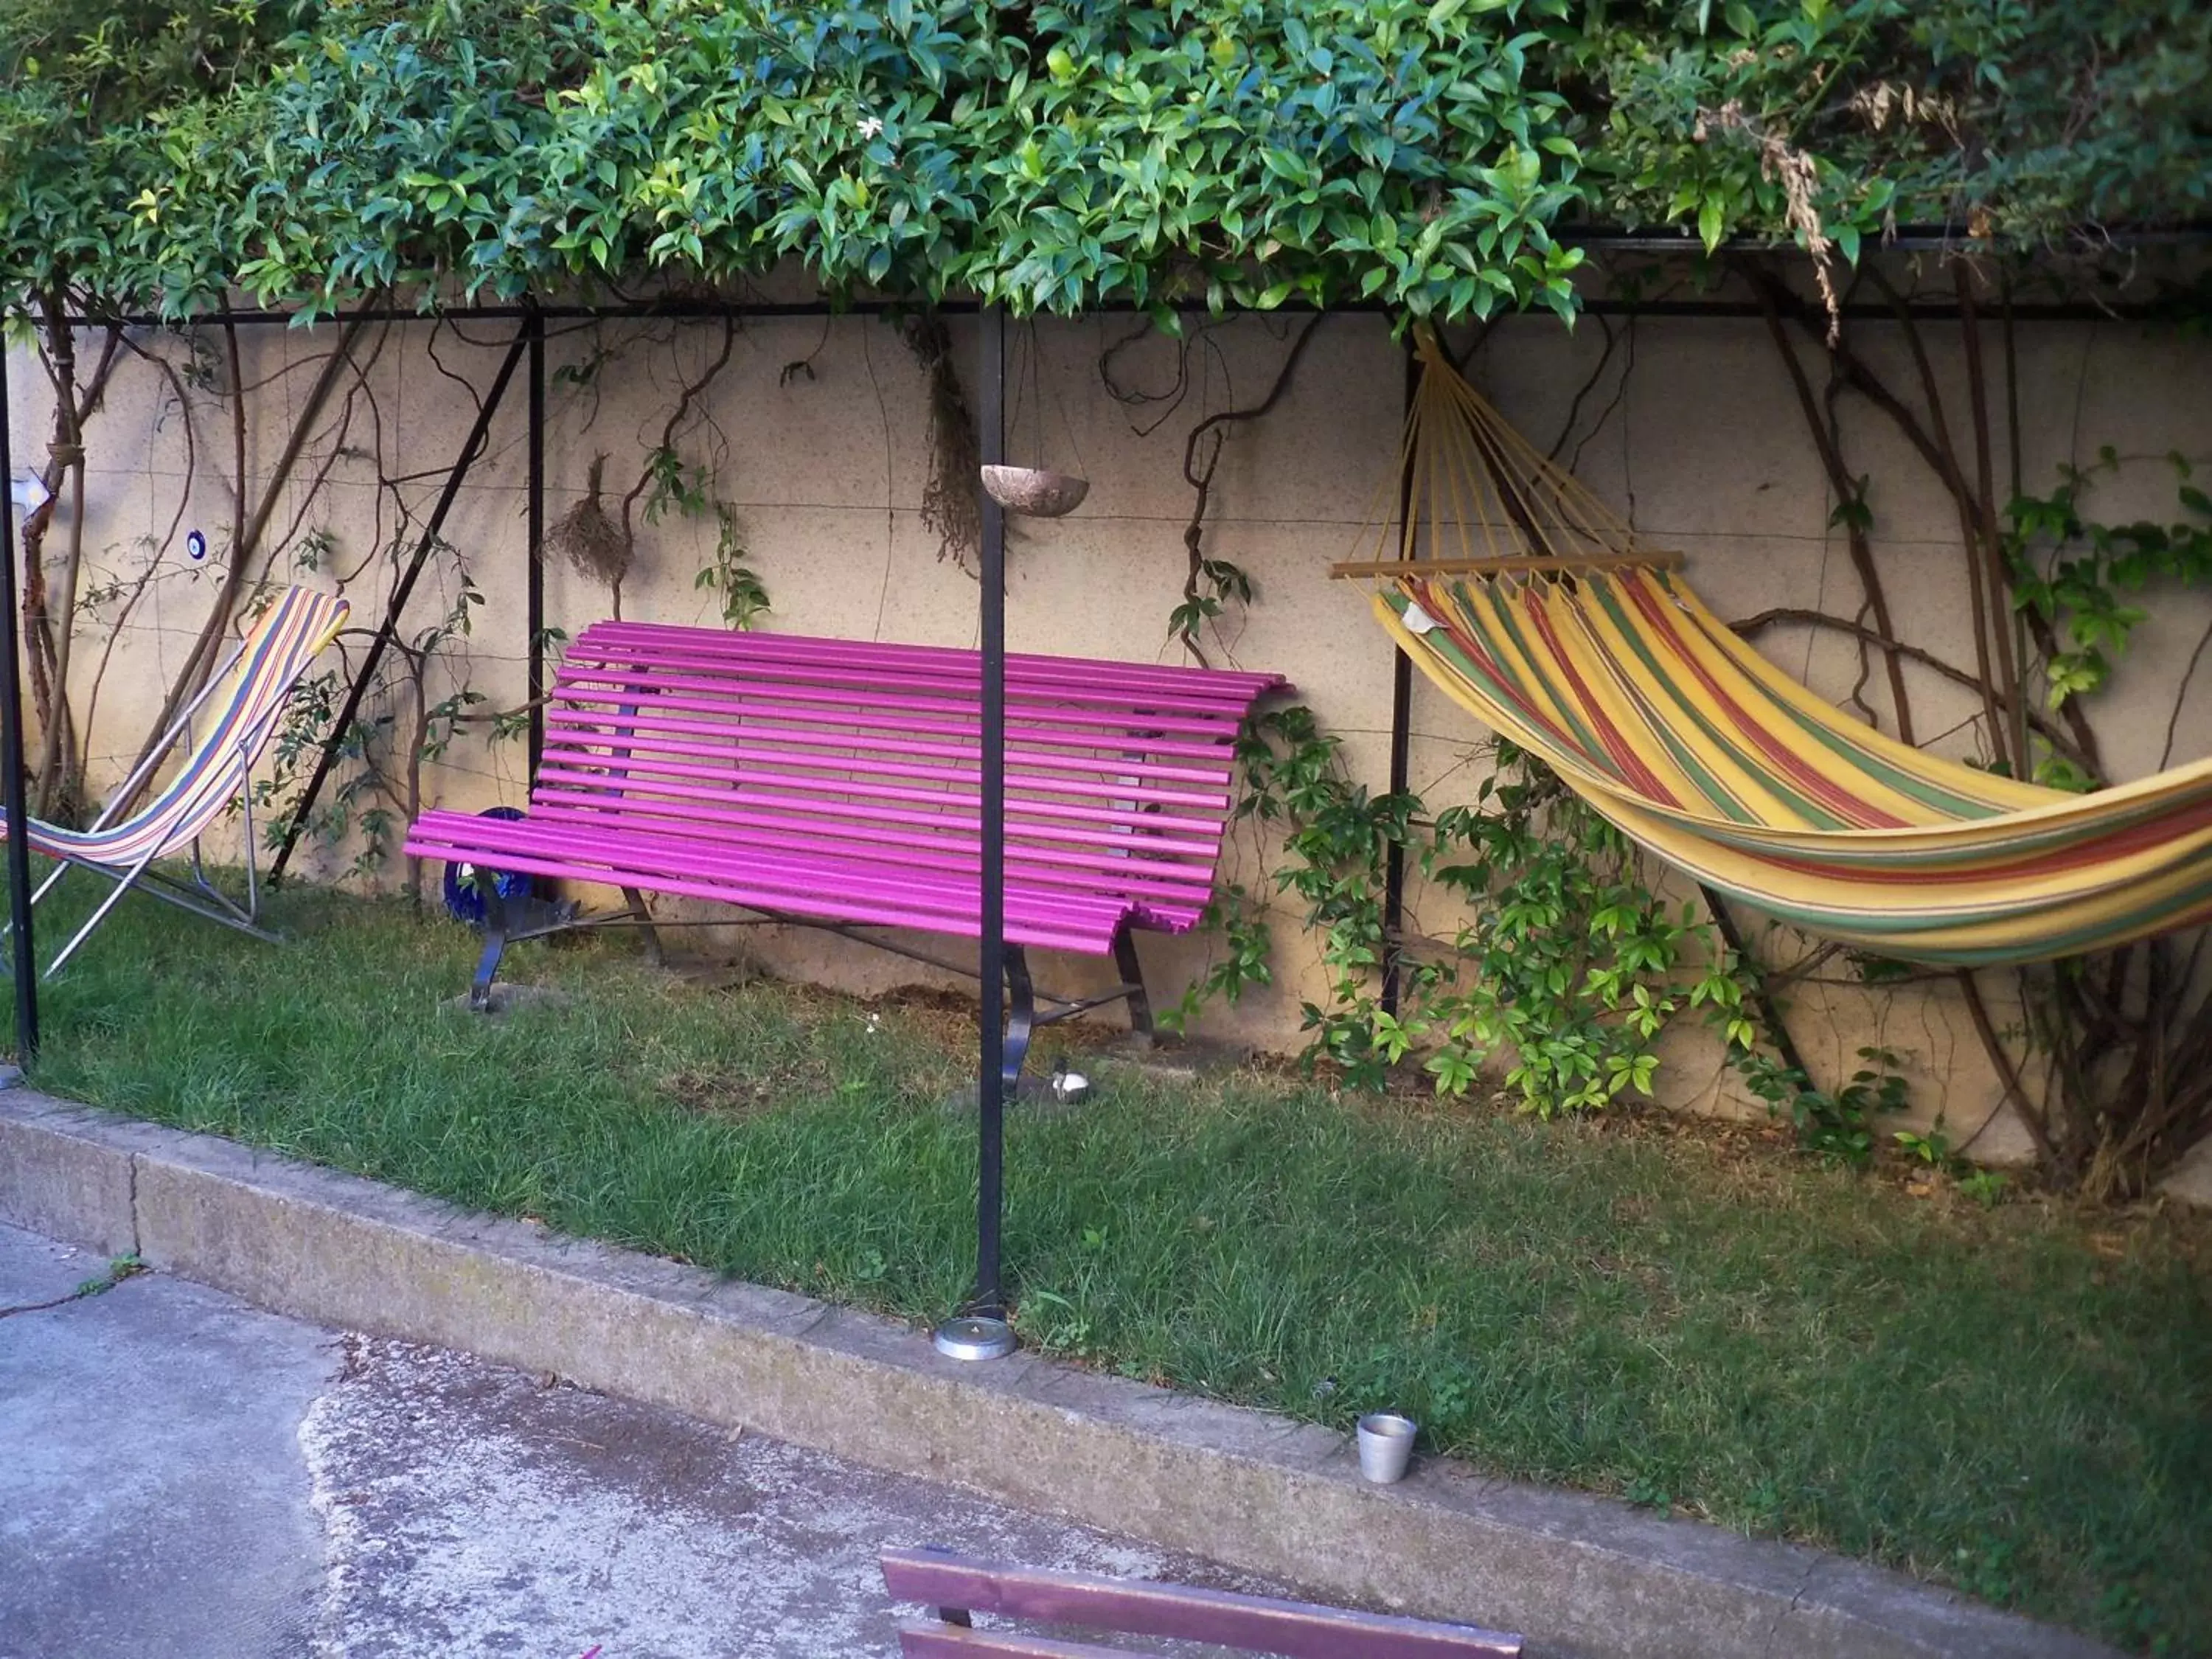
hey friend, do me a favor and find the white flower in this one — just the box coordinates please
[857,115,884,139]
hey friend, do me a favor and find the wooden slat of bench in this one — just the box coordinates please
[405,812,1133,953]
[575,622,1284,703]
[526,805,1221,888]
[533,776,1228,851]
[518,810,1223,922]
[544,712,1236,793]
[533,765,1232,855]
[521,803,1220,903]
[558,653,1255,721]
[568,643,1269,722]
[515,810,1220,917]
[545,681,1242,824]
[527,778,1228,860]
[571,640,1264,702]
[410,813,1130,928]
[537,742,1231,813]
[565,672,1246,728]
[552,692,1246,763]
[880,1552,1522,1659]
[546,706,1236,785]
[557,677,1248,748]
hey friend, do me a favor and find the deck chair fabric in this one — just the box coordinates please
[13,585,348,972]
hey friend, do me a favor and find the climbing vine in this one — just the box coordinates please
[2008,453,2212,730]
[1172,703,1766,1121]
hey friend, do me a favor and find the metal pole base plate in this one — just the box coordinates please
[932,1315,1017,1363]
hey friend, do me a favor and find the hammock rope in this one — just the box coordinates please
[1337,332,2212,967]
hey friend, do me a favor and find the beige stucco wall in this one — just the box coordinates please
[8,275,2210,1169]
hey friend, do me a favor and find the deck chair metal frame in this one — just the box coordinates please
[5,586,348,978]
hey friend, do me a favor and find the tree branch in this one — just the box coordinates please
[1731,607,2087,765]
[1745,262,1916,745]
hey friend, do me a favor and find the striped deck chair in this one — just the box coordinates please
[14,585,348,975]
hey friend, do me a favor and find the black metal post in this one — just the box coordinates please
[974,305,1009,1321]
[1380,340,1422,1015]
[269,327,529,883]
[526,306,546,777]
[0,341,38,1059]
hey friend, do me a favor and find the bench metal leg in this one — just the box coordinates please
[467,886,582,1011]
[1002,944,1036,1096]
[619,885,664,967]
[1110,930,1155,1046]
[471,888,510,1012]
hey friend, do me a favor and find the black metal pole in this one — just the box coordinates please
[1380,341,1422,1015]
[526,306,546,778]
[269,327,529,883]
[974,305,1008,1320]
[0,341,38,1059]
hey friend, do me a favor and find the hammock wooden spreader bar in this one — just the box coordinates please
[1338,336,2212,966]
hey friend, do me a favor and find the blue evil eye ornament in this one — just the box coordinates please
[185,529,208,562]
[440,806,538,926]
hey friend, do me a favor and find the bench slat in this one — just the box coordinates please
[546,715,1234,789]
[523,801,1220,896]
[568,655,1284,717]
[567,632,1269,697]
[544,709,1234,785]
[560,672,1245,740]
[551,695,1245,762]
[571,648,1267,711]
[529,801,1230,889]
[411,813,1130,923]
[535,769,1229,837]
[407,815,1133,954]
[536,743,1231,812]
[529,776,1230,856]
[880,1551,1521,1659]
[577,622,1283,701]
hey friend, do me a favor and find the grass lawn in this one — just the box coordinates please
[23,879,2212,1652]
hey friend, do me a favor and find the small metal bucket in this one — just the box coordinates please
[1356,1413,1418,1484]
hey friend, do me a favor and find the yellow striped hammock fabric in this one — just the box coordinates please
[1333,333,2212,967]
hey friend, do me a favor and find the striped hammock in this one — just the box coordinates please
[1338,337,2212,966]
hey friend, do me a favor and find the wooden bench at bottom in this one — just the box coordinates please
[880,1548,1523,1659]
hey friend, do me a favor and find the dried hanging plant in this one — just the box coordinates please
[900,311,981,572]
[545,453,632,588]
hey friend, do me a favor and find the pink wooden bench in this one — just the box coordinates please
[403,622,1285,1065]
[880,1548,1523,1658]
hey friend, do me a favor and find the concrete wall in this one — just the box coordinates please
[8,276,2211,1163]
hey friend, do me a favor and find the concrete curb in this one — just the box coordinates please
[0,1088,2112,1659]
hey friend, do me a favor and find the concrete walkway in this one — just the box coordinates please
[0,1222,1255,1659]
[0,1089,2120,1659]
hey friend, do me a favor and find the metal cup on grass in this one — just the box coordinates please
[1356,1413,1418,1484]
